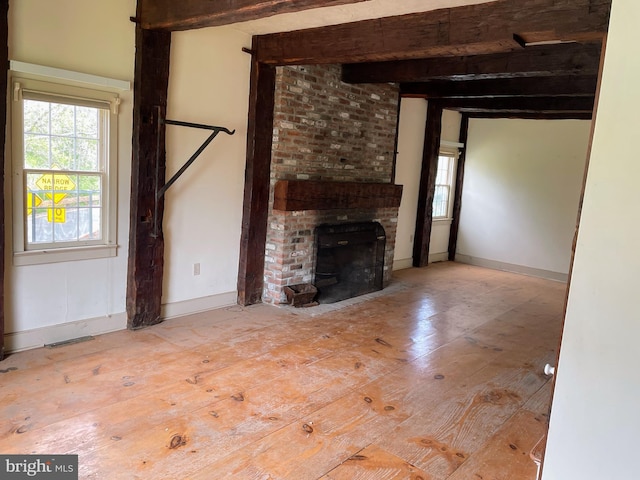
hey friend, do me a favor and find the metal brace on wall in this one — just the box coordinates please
[153,109,235,238]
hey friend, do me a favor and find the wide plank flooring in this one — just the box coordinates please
[0,262,564,479]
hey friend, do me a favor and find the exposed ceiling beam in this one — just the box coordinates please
[255,0,610,65]
[465,111,593,120]
[432,95,595,113]
[400,75,598,99]
[139,0,370,31]
[343,43,601,83]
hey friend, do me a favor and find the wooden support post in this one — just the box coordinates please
[413,102,443,268]
[237,41,276,306]
[126,21,171,329]
[0,0,8,360]
[391,94,402,183]
[448,114,469,261]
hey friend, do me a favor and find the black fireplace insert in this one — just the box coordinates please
[314,222,386,304]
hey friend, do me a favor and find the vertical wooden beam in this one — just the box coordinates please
[448,114,469,261]
[0,0,8,360]
[237,41,276,306]
[413,102,443,268]
[126,17,171,329]
[390,94,402,183]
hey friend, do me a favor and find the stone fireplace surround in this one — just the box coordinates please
[262,64,401,305]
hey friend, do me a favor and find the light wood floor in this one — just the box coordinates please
[0,262,565,479]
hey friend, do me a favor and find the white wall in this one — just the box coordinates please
[543,1,640,478]
[4,3,253,350]
[162,27,252,316]
[5,0,136,351]
[393,102,462,269]
[456,118,590,280]
[393,98,427,270]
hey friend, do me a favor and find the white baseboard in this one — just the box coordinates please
[393,257,413,271]
[455,254,568,282]
[3,312,127,354]
[161,291,237,320]
[4,291,238,354]
[429,252,449,263]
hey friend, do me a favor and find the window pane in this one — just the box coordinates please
[433,185,450,218]
[435,156,451,184]
[76,138,99,171]
[25,171,102,245]
[77,174,102,241]
[51,136,75,170]
[25,101,102,172]
[75,107,98,138]
[23,100,49,135]
[27,208,51,244]
[50,103,75,136]
[24,134,50,169]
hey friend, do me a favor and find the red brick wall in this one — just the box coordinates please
[271,65,398,183]
[264,65,400,305]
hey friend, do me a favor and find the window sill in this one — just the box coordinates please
[13,244,118,266]
[432,218,453,225]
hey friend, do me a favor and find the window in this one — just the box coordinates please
[432,152,456,219]
[11,77,119,265]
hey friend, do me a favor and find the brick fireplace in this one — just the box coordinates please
[263,64,401,305]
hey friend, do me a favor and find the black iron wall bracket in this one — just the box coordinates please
[153,113,235,238]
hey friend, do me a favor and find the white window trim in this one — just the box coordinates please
[10,75,121,266]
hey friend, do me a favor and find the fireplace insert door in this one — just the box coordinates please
[314,222,386,304]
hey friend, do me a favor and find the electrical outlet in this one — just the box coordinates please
[193,263,200,276]
[410,234,414,243]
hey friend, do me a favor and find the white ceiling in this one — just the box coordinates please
[229,0,497,35]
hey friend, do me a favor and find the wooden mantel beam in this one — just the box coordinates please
[255,0,610,65]
[343,43,602,84]
[400,76,598,99]
[434,95,595,113]
[140,0,369,31]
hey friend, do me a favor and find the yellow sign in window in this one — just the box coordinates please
[26,193,42,216]
[47,207,66,223]
[35,173,75,223]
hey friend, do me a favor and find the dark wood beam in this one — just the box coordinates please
[448,114,469,262]
[400,75,598,99]
[0,0,8,360]
[273,181,402,211]
[435,96,595,112]
[140,0,369,31]
[343,43,601,84]
[413,102,443,268]
[256,0,610,65]
[465,111,593,120]
[237,43,276,306]
[126,21,171,329]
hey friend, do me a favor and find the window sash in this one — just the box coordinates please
[11,76,118,260]
[23,169,105,248]
[432,153,457,220]
[433,184,451,219]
